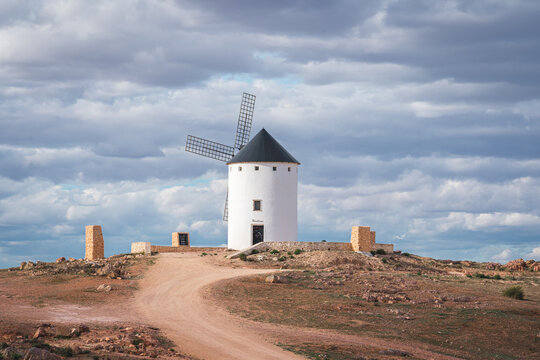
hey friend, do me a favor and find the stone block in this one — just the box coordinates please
[85,225,104,260]
[350,226,372,252]
[172,232,190,247]
[131,242,151,255]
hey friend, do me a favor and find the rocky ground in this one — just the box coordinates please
[0,254,192,359]
[210,249,540,360]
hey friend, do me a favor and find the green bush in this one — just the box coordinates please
[270,249,279,254]
[287,251,292,256]
[0,342,7,349]
[201,252,207,256]
[10,354,22,360]
[278,256,286,262]
[381,258,387,264]
[503,286,524,300]
[239,253,247,261]
[375,249,386,255]
[370,250,376,256]
[251,249,259,255]
[402,252,410,257]
[293,249,302,255]
[473,272,487,279]
[493,274,502,280]
[321,239,326,242]
[54,346,73,357]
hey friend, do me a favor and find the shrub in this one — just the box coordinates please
[321,240,326,242]
[493,274,502,280]
[54,346,73,357]
[239,253,247,261]
[278,256,286,262]
[251,249,259,255]
[402,252,410,257]
[370,250,376,256]
[375,249,386,255]
[201,252,207,256]
[270,249,279,254]
[381,258,387,264]
[287,251,292,256]
[294,249,302,255]
[503,286,524,300]
[473,273,487,279]
[0,342,7,349]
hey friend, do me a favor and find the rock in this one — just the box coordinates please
[70,328,80,337]
[97,284,112,292]
[68,257,76,262]
[78,324,90,333]
[505,259,527,271]
[20,261,27,270]
[24,347,61,360]
[1,346,22,359]
[485,262,501,270]
[33,326,48,339]
[55,257,66,263]
[265,275,288,283]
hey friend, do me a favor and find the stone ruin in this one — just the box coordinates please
[131,232,191,255]
[85,225,104,260]
[350,226,394,253]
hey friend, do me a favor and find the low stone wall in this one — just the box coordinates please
[228,241,352,259]
[373,243,394,253]
[151,245,190,253]
[131,242,151,255]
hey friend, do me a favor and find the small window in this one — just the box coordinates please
[272,166,277,171]
[254,166,259,171]
[238,166,242,171]
[253,200,261,211]
[288,167,291,172]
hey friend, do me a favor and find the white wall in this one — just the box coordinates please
[227,162,298,250]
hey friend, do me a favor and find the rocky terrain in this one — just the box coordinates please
[211,249,540,360]
[0,254,192,359]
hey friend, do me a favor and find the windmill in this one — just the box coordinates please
[185,92,256,221]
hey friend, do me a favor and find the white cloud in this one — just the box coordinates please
[526,246,540,261]
[492,248,513,262]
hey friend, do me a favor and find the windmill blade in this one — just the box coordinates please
[186,135,235,162]
[223,191,229,222]
[234,92,256,150]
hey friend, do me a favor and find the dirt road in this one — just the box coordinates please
[134,253,463,360]
[133,253,305,360]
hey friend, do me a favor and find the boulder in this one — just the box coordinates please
[55,257,66,263]
[97,284,112,292]
[24,347,61,360]
[265,275,288,283]
[33,326,48,339]
[20,261,27,270]
[1,346,22,359]
[505,259,527,271]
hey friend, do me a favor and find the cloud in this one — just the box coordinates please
[1,1,540,267]
[492,249,513,262]
[526,246,540,261]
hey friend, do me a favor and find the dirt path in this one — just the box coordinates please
[133,253,305,360]
[133,253,462,360]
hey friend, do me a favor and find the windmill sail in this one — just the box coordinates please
[184,92,256,222]
[185,135,235,162]
[234,92,256,150]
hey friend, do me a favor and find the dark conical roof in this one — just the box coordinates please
[227,128,300,164]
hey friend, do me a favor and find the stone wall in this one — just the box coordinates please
[373,243,394,253]
[85,225,104,260]
[151,245,190,253]
[131,242,151,255]
[228,241,352,259]
[350,226,373,252]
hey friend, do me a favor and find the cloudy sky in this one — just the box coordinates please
[1,0,539,268]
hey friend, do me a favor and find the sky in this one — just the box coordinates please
[1,0,539,268]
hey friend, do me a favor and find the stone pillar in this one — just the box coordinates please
[85,225,104,260]
[370,231,376,248]
[172,232,180,247]
[350,226,372,252]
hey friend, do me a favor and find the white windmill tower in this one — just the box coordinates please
[185,93,300,250]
